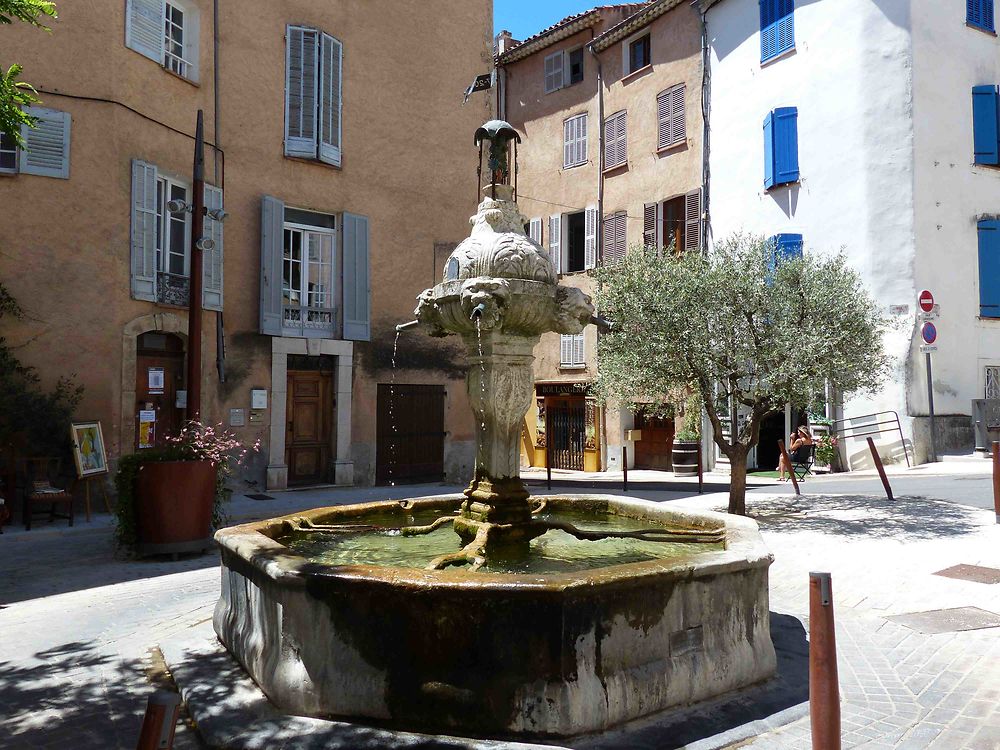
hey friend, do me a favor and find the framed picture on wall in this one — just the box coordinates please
[70,421,108,478]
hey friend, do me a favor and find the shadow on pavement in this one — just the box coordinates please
[524,478,767,495]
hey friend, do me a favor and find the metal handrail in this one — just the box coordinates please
[830,410,910,467]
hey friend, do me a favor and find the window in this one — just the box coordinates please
[978,220,1000,318]
[657,84,686,151]
[602,211,627,266]
[0,132,17,174]
[760,0,794,63]
[0,107,72,178]
[625,34,651,75]
[973,86,1000,165]
[986,366,1000,399]
[130,159,224,310]
[283,220,336,330]
[644,190,702,252]
[125,0,199,81]
[549,209,597,274]
[764,107,799,189]
[285,25,343,167]
[968,0,996,32]
[604,110,627,170]
[560,333,585,368]
[544,47,584,93]
[563,113,588,168]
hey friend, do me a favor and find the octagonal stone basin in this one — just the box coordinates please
[213,495,776,738]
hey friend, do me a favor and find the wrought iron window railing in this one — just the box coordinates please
[156,272,190,307]
[282,304,337,336]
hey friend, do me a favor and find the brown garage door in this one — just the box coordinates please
[376,384,446,484]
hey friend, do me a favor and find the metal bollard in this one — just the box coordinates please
[135,691,181,750]
[622,446,628,492]
[866,437,894,501]
[993,442,1000,524]
[809,572,841,750]
[778,439,801,496]
[697,442,704,494]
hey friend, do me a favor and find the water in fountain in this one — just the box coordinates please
[388,329,400,486]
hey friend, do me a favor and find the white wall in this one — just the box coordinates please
[911,0,1000,420]
[707,0,921,463]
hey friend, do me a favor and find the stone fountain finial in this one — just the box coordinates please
[413,120,595,556]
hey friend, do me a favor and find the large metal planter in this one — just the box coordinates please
[136,459,215,556]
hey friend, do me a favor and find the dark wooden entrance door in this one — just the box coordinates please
[547,396,586,471]
[633,412,675,471]
[285,370,333,485]
[376,384,445,484]
[135,332,185,450]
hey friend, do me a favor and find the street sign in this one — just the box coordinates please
[920,344,938,353]
[921,321,938,345]
[918,290,935,313]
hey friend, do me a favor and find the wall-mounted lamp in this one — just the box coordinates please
[195,237,216,252]
[166,199,191,214]
[206,208,229,222]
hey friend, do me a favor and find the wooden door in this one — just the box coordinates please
[546,396,586,471]
[376,384,445,484]
[633,413,675,471]
[135,333,185,450]
[285,371,333,485]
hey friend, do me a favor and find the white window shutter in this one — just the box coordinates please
[605,111,626,169]
[616,112,627,167]
[260,196,285,335]
[130,159,158,302]
[19,107,70,179]
[125,0,164,62]
[560,334,572,365]
[529,217,542,244]
[573,333,585,365]
[643,203,657,248]
[318,33,343,166]
[202,185,224,311]
[578,113,588,165]
[549,215,562,274]
[685,189,702,252]
[614,211,627,264]
[563,118,573,167]
[544,50,564,93]
[343,212,371,341]
[285,26,319,158]
[584,206,597,269]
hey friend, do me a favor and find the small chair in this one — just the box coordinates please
[792,445,816,482]
[21,458,75,530]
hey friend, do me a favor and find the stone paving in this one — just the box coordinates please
[1,478,999,749]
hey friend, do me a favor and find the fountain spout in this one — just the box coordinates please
[590,314,615,332]
[395,320,420,333]
[470,302,488,321]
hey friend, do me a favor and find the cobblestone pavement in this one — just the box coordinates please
[1,482,999,749]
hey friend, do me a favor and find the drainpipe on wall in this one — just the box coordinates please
[588,41,609,471]
[213,0,226,383]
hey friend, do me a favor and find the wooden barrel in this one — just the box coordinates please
[672,441,700,477]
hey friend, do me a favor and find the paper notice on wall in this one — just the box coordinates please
[138,412,156,449]
[148,367,165,394]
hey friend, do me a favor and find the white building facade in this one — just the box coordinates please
[704,0,1000,465]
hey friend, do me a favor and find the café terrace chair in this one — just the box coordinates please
[21,457,75,531]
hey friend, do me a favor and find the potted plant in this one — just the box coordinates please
[807,413,836,472]
[671,393,702,477]
[114,422,258,557]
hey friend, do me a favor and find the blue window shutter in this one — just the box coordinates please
[987,0,996,32]
[774,107,799,185]
[969,0,979,27]
[763,111,775,189]
[969,0,995,31]
[979,220,1000,318]
[776,233,803,260]
[973,86,1000,166]
[776,0,794,55]
[759,0,776,61]
[343,212,371,341]
[260,195,285,335]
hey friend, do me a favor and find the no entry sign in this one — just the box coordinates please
[921,321,938,345]
[918,290,935,313]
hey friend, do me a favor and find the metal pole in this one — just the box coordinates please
[993,441,1000,524]
[697,442,703,494]
[809,572,842,750]
[867,437,894,501]
[778,439,801,496]
[186,110,206,422]
[622,445,628,492]
[135,691,180,750]
[926,351,937,463]
[546,438,552,492]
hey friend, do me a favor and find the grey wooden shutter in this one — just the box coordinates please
[19,107,70,179]
[643,203,657,248]
[577,114,588,165]
[260,195,285,335]
[285,26,319,158]
[544,50,564,93]
[614,212,627,264]
[130,159,158,301]
[318,33,343,166]
[584,206,598,270]
[671,85,686,145]
[563,118,573,167]
[343,212,370,341]
[203,185,224,311]
[685,189,701,252]
[125,0,164,62]
[529,217,542,244]
[604,111,626,169]
[549,214,562,273]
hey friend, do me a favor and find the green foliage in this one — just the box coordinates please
[674,429,700,443]
[0,0,57,144]
[0,279,83,459]
[594,233,889,513]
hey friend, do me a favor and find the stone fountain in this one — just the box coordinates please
[213,121,776,738]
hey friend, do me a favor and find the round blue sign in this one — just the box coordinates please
[921,321,937,345]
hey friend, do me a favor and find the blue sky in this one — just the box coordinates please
[494,1,599,41]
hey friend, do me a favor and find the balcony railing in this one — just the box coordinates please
[156,272,190,307]
[282,304,337,338]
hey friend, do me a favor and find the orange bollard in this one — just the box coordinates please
[135,691,181,750]
[993,442,1000,524]
[809,572,841,750]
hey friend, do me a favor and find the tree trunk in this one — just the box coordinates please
[728,449,748,516]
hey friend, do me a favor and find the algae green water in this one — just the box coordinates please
[278,506,723,574]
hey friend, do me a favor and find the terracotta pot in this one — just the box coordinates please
[135,460,216,546]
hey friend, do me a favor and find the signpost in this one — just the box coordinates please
[919,295,938,462]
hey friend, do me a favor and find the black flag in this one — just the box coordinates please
[463,71,494,104]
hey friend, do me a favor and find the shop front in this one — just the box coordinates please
[524,382,601,472]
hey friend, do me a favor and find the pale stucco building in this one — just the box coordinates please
[498,0,706,473]
[0,1,492,490]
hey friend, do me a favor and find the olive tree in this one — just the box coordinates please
[593,232,889,515]
[1,0,57,143]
